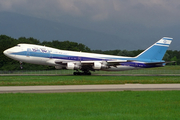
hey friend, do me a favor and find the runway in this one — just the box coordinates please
[0,84,180,93]
[1,74,180,76]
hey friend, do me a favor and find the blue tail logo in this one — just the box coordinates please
[136,37,173,61]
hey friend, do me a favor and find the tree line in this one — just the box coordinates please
[0,35,179,70]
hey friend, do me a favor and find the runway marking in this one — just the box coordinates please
[0,84,180,93]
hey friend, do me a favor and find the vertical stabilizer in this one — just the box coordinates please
[136,37,173,61]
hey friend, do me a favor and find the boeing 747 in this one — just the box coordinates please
[3,37,172,75]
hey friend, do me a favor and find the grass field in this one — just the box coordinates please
[0,75,180,86]
[0,66,180,119]
[0,91,180,120]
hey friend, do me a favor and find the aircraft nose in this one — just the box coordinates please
[3,49,9,56]
[3,48,15,58]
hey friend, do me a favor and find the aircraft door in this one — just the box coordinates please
[47,48,53,59]
[27,48,31,57]
[49,51,53,59]
[78,56,81,61]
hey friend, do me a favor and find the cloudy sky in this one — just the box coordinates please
[0,0,180,50]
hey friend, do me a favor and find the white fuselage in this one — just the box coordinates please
[3,44,139,71]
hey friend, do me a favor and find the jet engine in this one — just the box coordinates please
[66,62,81,70]
[93,62,108,70]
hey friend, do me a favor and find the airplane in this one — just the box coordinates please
[3,37,172,75]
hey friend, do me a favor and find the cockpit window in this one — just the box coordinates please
[16,45,21,47]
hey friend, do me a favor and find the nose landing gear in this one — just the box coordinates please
[20,61,23,69]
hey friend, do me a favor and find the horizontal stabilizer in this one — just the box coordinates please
[144,61,175,67]
[144,62,165,65]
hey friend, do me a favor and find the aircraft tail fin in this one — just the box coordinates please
[135,37,173,61]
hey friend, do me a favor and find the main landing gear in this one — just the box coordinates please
[73,71,91,75]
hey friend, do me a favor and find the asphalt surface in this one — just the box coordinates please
[1,74,180,77]
[0,84,180,93]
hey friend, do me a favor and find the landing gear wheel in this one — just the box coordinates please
[73,71,91,75]
[73,72,82,75]
[84,72,91,75]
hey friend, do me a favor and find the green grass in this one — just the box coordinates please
[0,91,180,120]
[0,76,180,86]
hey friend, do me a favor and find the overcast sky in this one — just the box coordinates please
[0,0,180,50]
[1,0,180,27]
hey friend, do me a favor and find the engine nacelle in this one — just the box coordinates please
[66,63,74,69]
[66,63,80,70]
[93,62,108,70]
[93,62,101,69]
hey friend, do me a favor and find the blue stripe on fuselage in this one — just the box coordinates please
[11,51,109,61]
[10,50,163,68]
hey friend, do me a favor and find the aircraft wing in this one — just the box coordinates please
[55,61,69,65]
[52,59,175,67]
[54,60,127,66]
[106,60,127,66]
